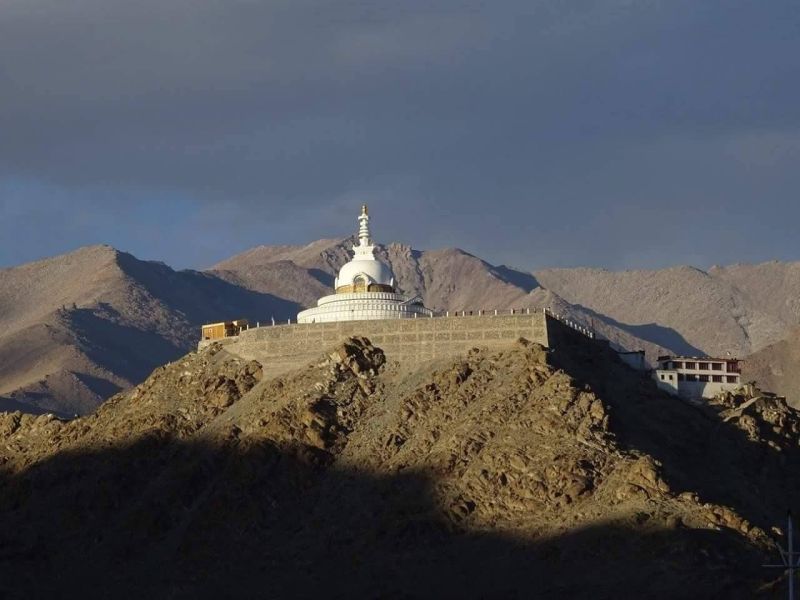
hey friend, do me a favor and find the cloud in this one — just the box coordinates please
[0,0,799,269]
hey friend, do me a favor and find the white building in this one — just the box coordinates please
[297,206,433,323]
[653,355,743,400]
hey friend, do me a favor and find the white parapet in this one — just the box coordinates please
[297,291,433,324]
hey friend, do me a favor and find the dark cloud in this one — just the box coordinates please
[1,0,799,269]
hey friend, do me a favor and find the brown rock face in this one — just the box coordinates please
[0,335,797,599]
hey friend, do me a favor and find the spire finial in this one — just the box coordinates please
[357,205,372,248]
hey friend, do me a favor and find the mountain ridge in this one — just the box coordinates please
[0,245,300,414]
[2,241,800,415]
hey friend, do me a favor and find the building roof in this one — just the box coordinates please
[202,319,248,328]
[656,355,741,362]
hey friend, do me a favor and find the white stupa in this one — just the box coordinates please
[297,206,432,323]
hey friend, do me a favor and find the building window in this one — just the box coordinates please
[669,375,674,381]
[678,373,685,381]
[673,361,683,369]
[699,362,709,370]
[712,375,723,383]
[712,363,722,371]
[685,362,696,369]
[660,374,665,381]
[726,376,738,384]
[699,375,710,382]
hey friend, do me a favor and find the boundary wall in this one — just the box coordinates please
[653,374,741,400]
[210,312,551,378]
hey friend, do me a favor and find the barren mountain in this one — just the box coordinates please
[0,246,298,415]
[3,240,800,417]
[0,332,796,598]
[213,238,547,311]
[743,327,800,409]
[533,262,800,359]
[1,243,663,417]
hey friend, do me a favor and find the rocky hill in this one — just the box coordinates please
[0,333,796,598]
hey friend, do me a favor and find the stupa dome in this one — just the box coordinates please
[296,205,431,323]
[336,257,394,293]
[333,205,395,294]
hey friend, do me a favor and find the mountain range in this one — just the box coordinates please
[2,240,799,415]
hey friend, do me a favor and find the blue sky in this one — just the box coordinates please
[1,0,799,271]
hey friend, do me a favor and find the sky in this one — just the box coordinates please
[1,0,799,272]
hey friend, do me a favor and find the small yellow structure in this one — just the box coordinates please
[201,319,250,341]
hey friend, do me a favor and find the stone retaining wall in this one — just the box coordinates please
[213,312,550,378]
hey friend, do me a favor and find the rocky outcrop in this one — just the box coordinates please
[714,390,800,450]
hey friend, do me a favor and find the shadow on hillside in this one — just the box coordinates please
[3,388,74,418]
[573,304,705,356]
[547,322,800,538]
[493,265,541,293]
[0,436,775,600]
[72,372,124,400]
[67,308,186,384]
[0,395,52,415]
[115,251,302,324]
[308,267,335,288]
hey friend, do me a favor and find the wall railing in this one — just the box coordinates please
[223,306,599,342]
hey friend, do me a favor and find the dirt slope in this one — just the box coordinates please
[0,333,796,598]
[744,328,800,409]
